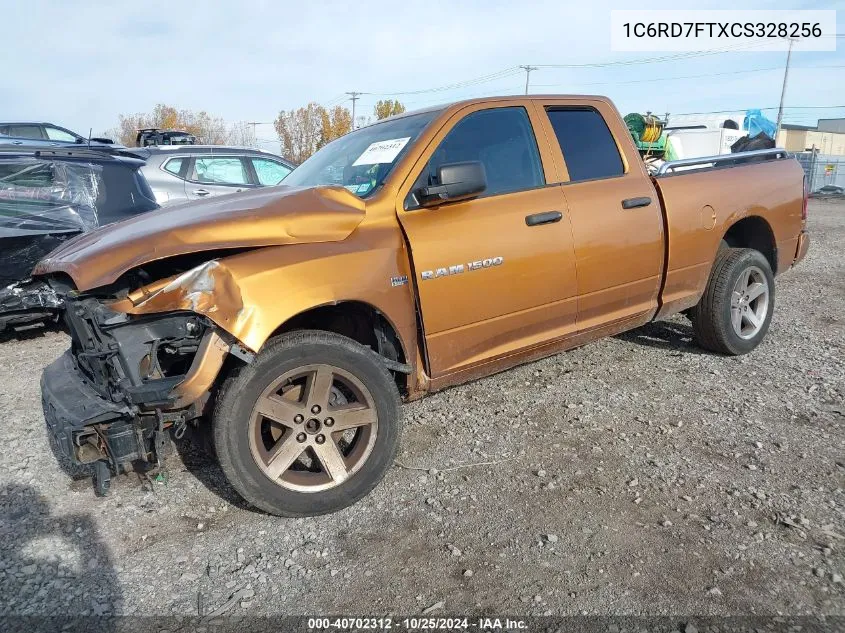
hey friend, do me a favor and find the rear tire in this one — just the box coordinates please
[691,248,775,355]
[212,330,401,517]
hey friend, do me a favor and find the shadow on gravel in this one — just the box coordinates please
[616,319,709,355]
[0,483,122,631]
[173,425,253,511]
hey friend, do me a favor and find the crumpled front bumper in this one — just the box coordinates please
[41,351,132,465]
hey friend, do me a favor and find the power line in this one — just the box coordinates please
[363,67,523,97]
[323,93,349,108]
[246,121,272,139]
[286,38,845,125]
[533,41,771,69]
[312,36,845,107]
[362,47,766,97]
[355,84,525,110]
[532,64,845,88]
[673,105,845,116]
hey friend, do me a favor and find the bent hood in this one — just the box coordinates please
[33,185,366,290]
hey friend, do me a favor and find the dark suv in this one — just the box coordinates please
[0,146,158,331]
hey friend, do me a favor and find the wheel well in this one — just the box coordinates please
[722,216,777,274]
[270,302,409,395]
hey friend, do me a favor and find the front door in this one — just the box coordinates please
[397,102,578,378]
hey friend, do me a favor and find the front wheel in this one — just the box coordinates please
[690,247,775,355]
[212,330,401,517]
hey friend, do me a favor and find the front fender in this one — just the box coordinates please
[110,230,418,357]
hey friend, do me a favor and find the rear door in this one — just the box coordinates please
[396,101,578,378]
[535,99,664,331]
[185,155,254,200]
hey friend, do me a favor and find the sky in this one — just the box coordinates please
[4,0,843,150]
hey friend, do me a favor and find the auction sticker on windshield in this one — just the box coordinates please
[352,137,411,166]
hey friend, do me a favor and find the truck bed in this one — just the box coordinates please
[652,150,806,318]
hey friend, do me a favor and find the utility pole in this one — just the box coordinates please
[775,38,796,142]
[519,65,537,95]
[247,121,270,143]
[346,92,362,128]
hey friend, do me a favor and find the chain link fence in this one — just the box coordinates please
[796,152,845,192]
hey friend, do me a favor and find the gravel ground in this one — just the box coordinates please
[1,200,843,621]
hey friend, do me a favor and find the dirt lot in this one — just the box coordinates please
[1,200,843,621]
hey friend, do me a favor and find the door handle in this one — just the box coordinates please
[621,196,651,209]
[525,211,563,226]
[193,189,210,196]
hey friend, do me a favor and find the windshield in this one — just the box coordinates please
[282,110,440,197]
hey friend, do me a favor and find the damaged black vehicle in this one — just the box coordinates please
[0,146,158,332]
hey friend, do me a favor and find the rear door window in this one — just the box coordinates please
[190,157,249,185]
[163,158,186,178]
[250,157,292,185]
[545,108,624,182]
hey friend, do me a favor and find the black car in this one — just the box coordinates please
[810,184,844,198]
[0,146,158,331]
[135,128,196,147]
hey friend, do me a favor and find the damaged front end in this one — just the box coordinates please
[42,285,242,495]
[35,184,371,495]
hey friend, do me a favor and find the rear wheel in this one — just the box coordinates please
[212,330,400,517]
[691,248,775,355]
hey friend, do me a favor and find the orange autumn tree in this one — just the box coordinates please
[274,103,354,163]
[374,99,406,120]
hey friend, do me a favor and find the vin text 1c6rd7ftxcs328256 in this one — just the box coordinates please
[34,95,809,516]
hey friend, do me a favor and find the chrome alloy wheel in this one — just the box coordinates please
[730,265,770,340]
[248,364,379,493]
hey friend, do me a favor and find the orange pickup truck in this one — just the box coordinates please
[36,95,809,516]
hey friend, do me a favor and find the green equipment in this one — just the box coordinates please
[624,112,667,156]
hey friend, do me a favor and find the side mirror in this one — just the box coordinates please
[416,161,486,207]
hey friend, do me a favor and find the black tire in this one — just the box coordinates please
[47,431,93,480]
[212,330,401,517]
[691,247,775,355]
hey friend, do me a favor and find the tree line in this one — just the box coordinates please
[107,99,406,163]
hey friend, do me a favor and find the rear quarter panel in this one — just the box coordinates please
[654,158,804,317]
